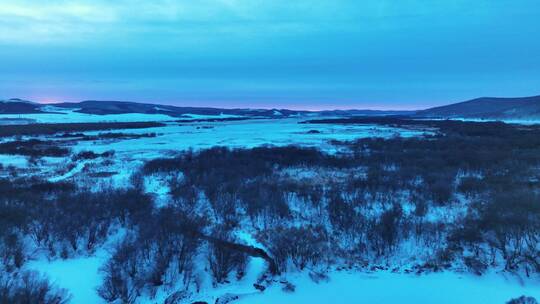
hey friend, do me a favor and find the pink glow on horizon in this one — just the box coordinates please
[39,98,62,104]
[24,95,70,104]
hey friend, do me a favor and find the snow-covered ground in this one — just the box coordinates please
[0,108,177,123]
[4,112,540,303]
[27,252,106,304]
[72,118,427,156]
[26,252,540,304]
[237,270,540,304]
[0,107,244,124]
[0,116,432,187]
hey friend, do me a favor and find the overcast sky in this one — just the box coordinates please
[1,0,539,110]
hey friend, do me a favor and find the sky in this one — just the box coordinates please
[0,0,539,110]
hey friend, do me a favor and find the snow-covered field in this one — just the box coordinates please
[0,107,246,124]
[73,118,425,154]
[0,108,176,123]
[237,270,540,304]
[2,112,540,304]
[26,253,540,304]
[0,115,431,187]
[27,252,106,304]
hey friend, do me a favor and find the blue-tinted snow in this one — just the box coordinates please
[237,271,540,304]
[5,113,539,303]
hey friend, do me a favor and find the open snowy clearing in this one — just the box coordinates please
[72,118,427,155]
[0,117,432,186]
[237,270,540,304]
[0,107,243,124]
[27,251,540,304]
[27,253,106,304]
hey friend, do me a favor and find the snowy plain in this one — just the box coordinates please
[2,110,539,304]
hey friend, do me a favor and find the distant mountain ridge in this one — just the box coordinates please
[0,99,413,118]
[0,99,308,117]
[318,109,413,116]
[2,95,540,120]
[54,100,264,117]
[0,99,43,114]
[416,95,540,119]
[54,100,415,117]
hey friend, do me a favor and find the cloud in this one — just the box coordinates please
[1,0,513,44]
[0,2,116,21]
[0,0,373,45]
[0,0,538,107]
[0,0,531,44]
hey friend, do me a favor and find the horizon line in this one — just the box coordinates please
[4,93,540,112]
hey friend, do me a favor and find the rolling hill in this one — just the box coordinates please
[0,99,412,118]
[416,95,540,119]
[52,100,306,117]
[2,95,540,120]
[0,99,44,114]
